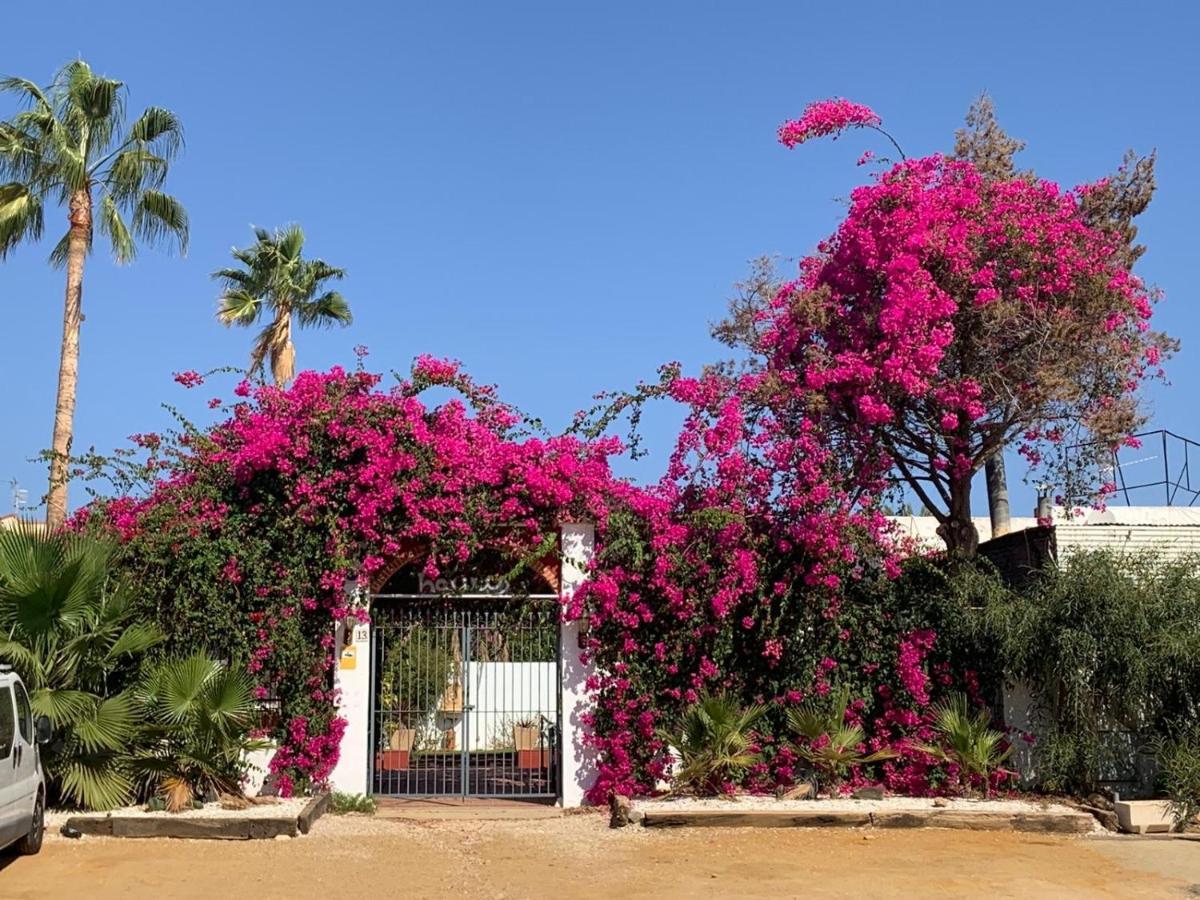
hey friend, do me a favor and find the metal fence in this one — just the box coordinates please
[369,595,560,799]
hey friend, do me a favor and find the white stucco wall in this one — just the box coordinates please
[559,523,597,807]
[328,618,372,795]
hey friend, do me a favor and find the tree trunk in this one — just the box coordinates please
[270,309,295,387]
[985,452,1011,539]
[45,189,92,531]
[936,474,979,557]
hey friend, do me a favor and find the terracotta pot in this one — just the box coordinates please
[517,748,550,770]
[376,749,410,771]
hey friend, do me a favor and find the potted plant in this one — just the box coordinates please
[377,723,416,771]
[513,718,547,769]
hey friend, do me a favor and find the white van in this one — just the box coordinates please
[0,665,50,855]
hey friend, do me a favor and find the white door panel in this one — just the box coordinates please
[0,683,19,839]
[11,680,38,821]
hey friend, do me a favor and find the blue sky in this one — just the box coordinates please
[2,1,1197,518]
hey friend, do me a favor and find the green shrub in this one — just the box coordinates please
[0,526,162,810]
[988,550,1200,794]
[132,652,268,811]
[916,693,1013,797]
[331,791,378,815]
[787,684,897,791]
[664,693,766,795]
[1152,727,1200,830]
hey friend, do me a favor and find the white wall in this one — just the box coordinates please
[328,619,371,795]
[559,523,596,807]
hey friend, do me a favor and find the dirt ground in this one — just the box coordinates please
[4,812,1200,899]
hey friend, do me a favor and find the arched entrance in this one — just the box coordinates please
[368,559,562,800]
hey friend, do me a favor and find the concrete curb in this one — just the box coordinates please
[641,807,1095,834]
[63,792,332,841]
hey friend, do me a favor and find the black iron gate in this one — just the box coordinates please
[369,596,560,799]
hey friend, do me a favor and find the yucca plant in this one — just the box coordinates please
[916,693,1014,797]
[663,693,766,795]
[133,652,268,812]
[0,524,162,809]
[787,684,897,790]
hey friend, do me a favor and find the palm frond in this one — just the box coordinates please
[56,754,134,811]
[29,687,99,727]
[297,290,352,328]
[105,148,168,199]
[0,76,52,110]
[104,621,164,662]
[216,288,262,326]
[131,189,188,254]
[0,181,44,257]
[126,106,183,159]
[98,192,134,262]
[71,692,138,753]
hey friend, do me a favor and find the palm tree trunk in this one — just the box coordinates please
[985,452,1011,540]
[270,309,295,387]
[46,189,91,531]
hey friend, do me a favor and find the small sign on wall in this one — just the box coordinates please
[340,645,357,670]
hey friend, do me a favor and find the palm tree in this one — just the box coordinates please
[133,652,267,811]
[0,524,163,809]
[663,692,766,795]
[787,683,897,790]
[214,224,351,387]
[915,694,1014,797]
[0,61,189,530]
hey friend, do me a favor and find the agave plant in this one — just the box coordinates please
[133,652,268,811]
[0,524,161,809]
[664,693,766,796]
[787,684,896,790]
[915,693,1014,797]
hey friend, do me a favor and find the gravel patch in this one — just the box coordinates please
[637,795,1081,815]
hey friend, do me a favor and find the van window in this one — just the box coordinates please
[0,685,14,759]
[14,680,31,745]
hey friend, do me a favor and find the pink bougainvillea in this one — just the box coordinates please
[777,98,882,147]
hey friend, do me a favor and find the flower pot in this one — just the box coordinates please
[517,748,550,770]
[1114,799,1175,834]
[513,725,540,752]
[389,728,416,752]
[376,749,410,771]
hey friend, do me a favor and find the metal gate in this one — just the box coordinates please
[369,596,560,799]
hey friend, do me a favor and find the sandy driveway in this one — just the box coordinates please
[3,812,1198,899]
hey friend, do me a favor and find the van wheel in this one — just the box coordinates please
[16,791,44,855]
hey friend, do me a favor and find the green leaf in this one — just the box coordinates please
[98,193,135,262]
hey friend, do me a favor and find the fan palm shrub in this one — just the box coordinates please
[0,524,162,809]
[664,693,766,795]
[787,684,897,791]
[133,652,268,812]
[916,693,1014,797]
[0,60,188,528]
[214,224,351,386]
